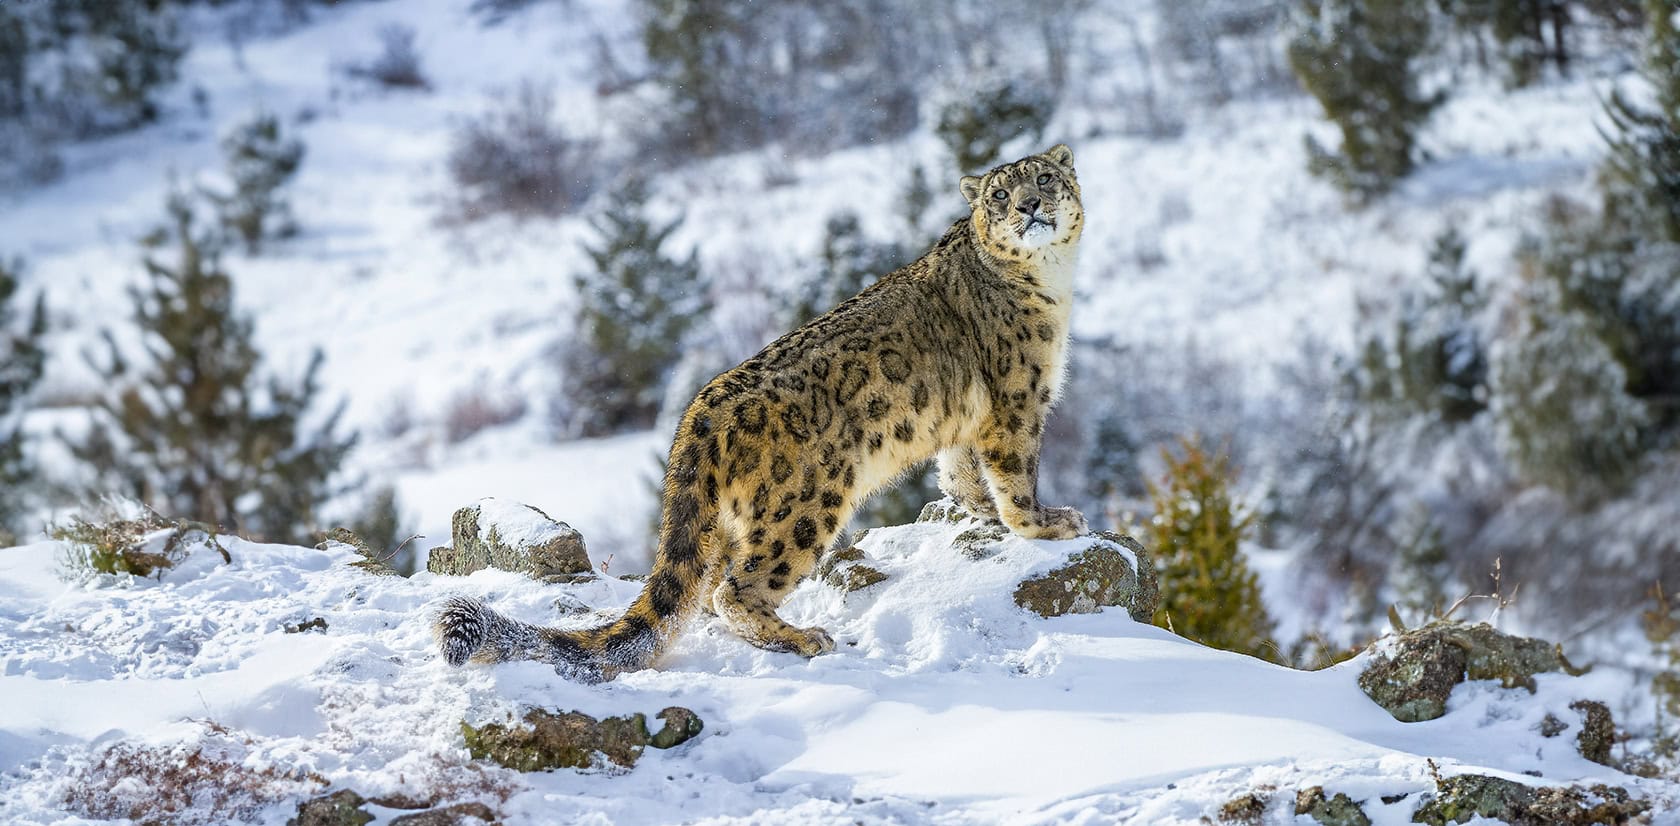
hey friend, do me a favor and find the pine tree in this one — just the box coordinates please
[559,176,708,437]
[1086,410,1146,509]
[1288,0,1443,199]
[1490,260,1647,495]
[67,193,357,544]
[1357,227,1489,425]
[1602,0,1680,246]
[1146,438,1279,662]
[934,78,1057,175]
[0,256,47,542]
[1437,0,1574,87]
[206,111,305,254]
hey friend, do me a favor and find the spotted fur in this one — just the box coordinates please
[434,145,1088,682]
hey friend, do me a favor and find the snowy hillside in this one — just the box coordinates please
[2,516,1671,825]
[0,0,1619,561]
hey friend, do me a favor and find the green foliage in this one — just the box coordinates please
[1601,0,1680,246]
[560,176,708,437]
[1490,249,1648,495]
[1389,506,1456,623]
[206,111,305,254]
[348,484,414,572]
[935,78,1056,175]
[1146,438,1279,662]
[1288,0,1443,199]
[0,1,185,134]
[1086,410,1146,507]
[66,193,357,544]
[0,256,47,543]
[1437,0,1571,87]
[1357,227,1489,425]
[51,507,227,581]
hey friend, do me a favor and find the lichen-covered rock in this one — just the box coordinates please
[1570,699,1615,766]
[1013,531,1158,621]
[289,790,373,826]
[1358,621,1586,722]
[387,802,498,825]
[818,546,888,592]
[461,706,703,772]
[1217,791,1268,824]
[427,499,593,583]
[1411,774,1647,826]
[1295,786,1371,826]
[952,523,1010,560]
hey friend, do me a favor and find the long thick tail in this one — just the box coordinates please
[433,423,719,683]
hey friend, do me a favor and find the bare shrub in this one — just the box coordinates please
[344,24,429,90]
[63,724,326,825]
[443,382,527,444]
[445,80,600,221]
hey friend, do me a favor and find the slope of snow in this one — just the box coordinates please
[2,519,1671,824]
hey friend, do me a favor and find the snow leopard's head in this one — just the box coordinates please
[961,144,1083,260]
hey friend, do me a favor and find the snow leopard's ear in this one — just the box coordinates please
[959,175,984,206]
[1043,143,1074,172]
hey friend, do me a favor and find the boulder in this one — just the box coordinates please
[1013,531,1159,621]
[288,790,372,826]
[1412,774,1647,826]
[461,706,703,772]
[916,498,975,524]
[1570,699,1616,767]
[427,499,593,583]
[1295,787,1370,826]
[387,802,498,826]
[1357,621,1586,723]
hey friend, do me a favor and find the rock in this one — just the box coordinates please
[818,546,888,592]
[284,617,329,634]
[288,790,373,826]
[387,802,498,825]
[1013,531,1158,622]
[951,523,1010,560]
[1570,700,1615,766]
[1357,621,1586,723]
[1411,774,1648,826]
[1295,786,1371,826]
[1539,713,1568,738]
[428,499,593,583]
[1217,791,1268,824]
[461,706,703,772]
[649,707,705,749]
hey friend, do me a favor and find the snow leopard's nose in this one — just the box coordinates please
[1016,196,1041,217]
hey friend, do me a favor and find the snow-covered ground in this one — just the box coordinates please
[3,518,1672,824]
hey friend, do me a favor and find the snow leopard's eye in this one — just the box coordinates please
[1036,173,1052,185]
[992,189,1008,201]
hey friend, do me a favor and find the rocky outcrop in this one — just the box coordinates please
[1357,621,1586,723]
[1411,774,1648,825]
[1295,787,1370,826]
[427,499,593,583]
[461,707,704,772]
[1013,531,1158,621]
[288,790,373,826]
